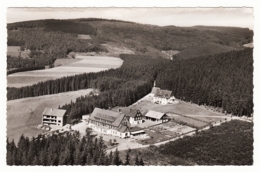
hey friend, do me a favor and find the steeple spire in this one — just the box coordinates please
[154,80,156,87]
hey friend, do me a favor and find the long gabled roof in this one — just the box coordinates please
[42,108,66,117]
[151,87,160,95]
[145,110,166,120]
[129,126,144,132]
[118,125,129,133]
[154,89,172,99]
[90,108,125,127]
[120,107,141,118]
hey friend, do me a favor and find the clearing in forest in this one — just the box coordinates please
[77,34,92,39]
[7,46,30,58]
[7,55,123,88]
[6,89,93,143]
[131,94,226,127]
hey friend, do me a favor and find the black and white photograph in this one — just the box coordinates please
[2,1,258,168]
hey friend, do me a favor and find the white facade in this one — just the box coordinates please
[88,123,130,138]
[42,115,64,126]
[153,97,168,105]
[129,117,143,125]
[42,108,66,127]
[153,96,175,105]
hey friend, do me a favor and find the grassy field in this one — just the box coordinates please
[6,89,93,143]
[77,34,92,39]
[7,46,30,58]
[54,58,81,66]
[132,97,226,124]
[7,55,123,88]
[7,46,20,57]
[172,115,208,128]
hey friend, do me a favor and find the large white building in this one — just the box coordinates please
[151,81,175,105]
[42,108,66,127]
[151,87,175,105]
[88,108,131,138]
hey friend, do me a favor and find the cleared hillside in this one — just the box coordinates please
[6,89,93,143]
[7,18,253,66]
[83,19,253,59]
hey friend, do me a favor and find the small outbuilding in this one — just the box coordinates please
[145,110,169,123]
[129,126,145,136]
[120,107,143,125]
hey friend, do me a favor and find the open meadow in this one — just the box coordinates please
[77,34,92,39]
[6,89,93,143]
[7,55,123,87]
[131,95,227,127]
[7,46,20,57]
[7,46,30,58]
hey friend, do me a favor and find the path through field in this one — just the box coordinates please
[7,55,123,87]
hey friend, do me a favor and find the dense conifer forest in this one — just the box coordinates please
[157,120,253,165]
[7,19,108,69]
[6,18,254,166]
[7,19,253,69]
[7,48,253,124]
[6,129,144,166]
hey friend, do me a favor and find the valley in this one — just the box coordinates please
[5,17,254,166]
[7,55,123,87]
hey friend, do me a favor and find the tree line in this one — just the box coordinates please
[7,49,253,119]
[92,19,253,58]
[7,20,107,69]
[8,19,96,35]
[6,129,144,166]
[7,19,253,66]
[155,48,253,116]
[61,80,152,123]
[7,66,45,75]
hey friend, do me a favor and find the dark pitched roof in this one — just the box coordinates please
[151,87,160,94]
[129,126,144,132]
[42,108,66,117]
[120,107,141,118]
[118,125,128,133]
[145,110,166,119]
[90,108,125,127]
[154,89,172,99]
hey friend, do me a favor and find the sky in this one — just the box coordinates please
[7,7,254,29]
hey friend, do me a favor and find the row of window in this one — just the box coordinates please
[91,121,117,130]
[96,117,112,124]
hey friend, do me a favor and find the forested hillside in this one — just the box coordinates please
[84,19,253,58]
[158,120,253,165]
[6,130,144,165]
[7,19,107,69]
[126,120,253,165]
[7,48,253,123]
[7,18,253,69]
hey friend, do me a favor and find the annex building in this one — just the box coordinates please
[120,107,143,125]
[88,108,131,138]
[145,110,169,123]
[42,108,66,127]
[151,81,175,105]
